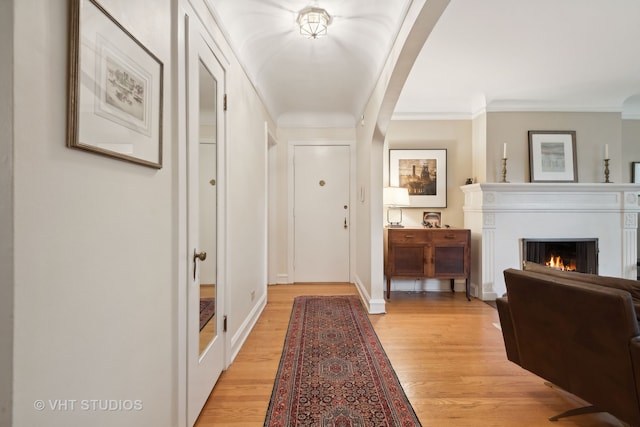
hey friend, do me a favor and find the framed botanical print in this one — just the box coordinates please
[67,0,164,168]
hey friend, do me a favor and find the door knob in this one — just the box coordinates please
[193,250,207,280]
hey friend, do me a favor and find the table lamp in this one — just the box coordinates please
[383,186,410,227]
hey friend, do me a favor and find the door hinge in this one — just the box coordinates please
[223,315,227,332]
[223,94,227,111]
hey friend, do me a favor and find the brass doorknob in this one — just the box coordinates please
[193,250,207,280]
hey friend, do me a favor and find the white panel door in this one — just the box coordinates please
[294,145,350,282]
[186,28,225,426]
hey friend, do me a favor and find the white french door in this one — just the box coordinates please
[293,145,351,282]
[186,24,226,426]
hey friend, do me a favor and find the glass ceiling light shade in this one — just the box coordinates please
[297,7,332,39]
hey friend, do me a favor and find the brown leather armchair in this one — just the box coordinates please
[497,266,640,425]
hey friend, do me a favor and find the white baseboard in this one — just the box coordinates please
[353,274,386,314]
[229,292,267,365]
[480,291,499,301]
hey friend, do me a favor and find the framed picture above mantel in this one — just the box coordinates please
[528,131,577,183]
[389,149,447,207]
[632,162,640,183]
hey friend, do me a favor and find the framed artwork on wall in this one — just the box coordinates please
[633,162,640,183]
[528,131,577,182]
[389,149,447,207]
[67,0,164,168]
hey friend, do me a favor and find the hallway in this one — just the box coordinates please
[194,284,624,426]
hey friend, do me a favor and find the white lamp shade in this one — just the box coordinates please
[383,187,410,207]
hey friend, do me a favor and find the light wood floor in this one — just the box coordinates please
[194,283,625,426]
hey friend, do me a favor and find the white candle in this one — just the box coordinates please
[503,143,507,158]
[605,144,609,159]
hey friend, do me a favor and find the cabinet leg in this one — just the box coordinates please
[465,278,471,301]
[450,279,455,292]
[386,278,391,300]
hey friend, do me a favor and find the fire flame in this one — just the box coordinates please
[547,255,564,269]
[545,255,577,271]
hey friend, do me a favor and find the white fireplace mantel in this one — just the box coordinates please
[461,183,640,300]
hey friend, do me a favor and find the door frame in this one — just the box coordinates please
[287,140,356,283]
[266,123,278,285]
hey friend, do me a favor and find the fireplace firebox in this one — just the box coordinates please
[522,238,598,274]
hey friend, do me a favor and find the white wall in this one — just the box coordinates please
[9,0,275,425]
[224,45,272,354]
[12,1,174,426]
[355,107,378,307]
[0,1,14,425]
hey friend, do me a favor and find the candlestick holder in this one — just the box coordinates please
[604,158,611,183]
[501,158,508,183]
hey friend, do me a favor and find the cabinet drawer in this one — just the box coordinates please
[430,230,469,245]
[388,230,429,244]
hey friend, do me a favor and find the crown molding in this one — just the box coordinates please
[391,111,472,121]
[277,112,357,129]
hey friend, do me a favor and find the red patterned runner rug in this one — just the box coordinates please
[264,295,421,426]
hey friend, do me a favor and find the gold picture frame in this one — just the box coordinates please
[67,0,163,168]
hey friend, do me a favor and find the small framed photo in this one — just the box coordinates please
[67,0,164,168]
[633,162,640,184]
[422,211,441,228]
[528,131,577,182]
[389,149,447,207]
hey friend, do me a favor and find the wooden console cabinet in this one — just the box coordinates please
[384,227,471,300]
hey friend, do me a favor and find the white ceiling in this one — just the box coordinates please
[206,0,640,127]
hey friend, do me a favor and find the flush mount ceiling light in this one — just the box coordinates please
[297,6,332,39]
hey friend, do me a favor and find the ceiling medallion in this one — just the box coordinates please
[297,7,332,39]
